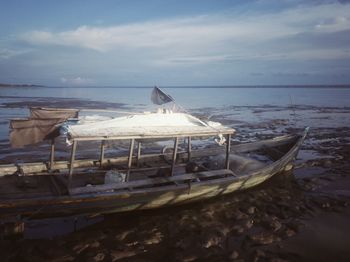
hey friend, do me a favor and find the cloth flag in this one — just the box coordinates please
[151,86,174,105]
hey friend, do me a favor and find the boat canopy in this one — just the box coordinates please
[64,111,235,141]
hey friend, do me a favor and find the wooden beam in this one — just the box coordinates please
[137,141,142,167]
[49,139,55,170]
[187,136,191,161]
[99,140,105,168]
[126,139,135,181]
[68,140,77,188]
[170,137,179,176]
[71,128,235,141]
[225,134,231,170]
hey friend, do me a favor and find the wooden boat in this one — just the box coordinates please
[0,123,309,220]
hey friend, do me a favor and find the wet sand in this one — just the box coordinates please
[0,98,350,261]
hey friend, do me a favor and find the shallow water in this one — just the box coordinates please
[1,86,350,107]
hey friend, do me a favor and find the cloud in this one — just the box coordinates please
[0,48,29,59]
[19,2,350,65]
[6,0,350,85]
[60,77,94,86]
[21,19,243,52]
[21,16,299,53]
[314,16,350,32]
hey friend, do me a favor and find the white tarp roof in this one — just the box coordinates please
[64,112,235,140]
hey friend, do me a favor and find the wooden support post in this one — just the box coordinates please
[187,136,192,161]
[126,139,135,181]
[99,140,105,168]
[49,138,55,170]
[68,140,77,188]
[137,141,142,166]
[225,134,231,170]
[171,137,179,176]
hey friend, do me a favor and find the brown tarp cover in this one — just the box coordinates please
[10,108,79,148]
[30,107,79,119]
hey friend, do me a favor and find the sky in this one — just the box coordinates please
[0,0,350,86]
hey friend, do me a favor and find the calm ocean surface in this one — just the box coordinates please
[1,86,350,109]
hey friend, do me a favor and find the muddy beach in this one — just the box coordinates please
[0,96,350,261]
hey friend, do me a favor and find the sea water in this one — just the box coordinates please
[1,86,350,109]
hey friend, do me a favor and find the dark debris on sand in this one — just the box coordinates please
[1,173,349,262]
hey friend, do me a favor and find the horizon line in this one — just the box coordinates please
[1,83,350,88]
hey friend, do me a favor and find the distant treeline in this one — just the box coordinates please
[0,83,44,87]
[1,83,349,88]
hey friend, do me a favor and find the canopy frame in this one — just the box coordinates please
[64,130,235,192]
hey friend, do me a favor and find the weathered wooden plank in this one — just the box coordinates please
[187,136,191,161]
[126,139,135,181]
[137,141,142,166]
[71,128,235,141]
[50,139,55,170]
[68,141,77,188]
[18,163,46,175]
[69,169,234,195]
[0,165,18,176]
[171,137,179,176]
[99,140,105,168]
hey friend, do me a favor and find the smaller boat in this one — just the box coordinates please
[0,87,308,220]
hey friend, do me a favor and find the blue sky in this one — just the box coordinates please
[0,0,350,86]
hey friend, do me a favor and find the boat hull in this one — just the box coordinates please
[0,129,306,219]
